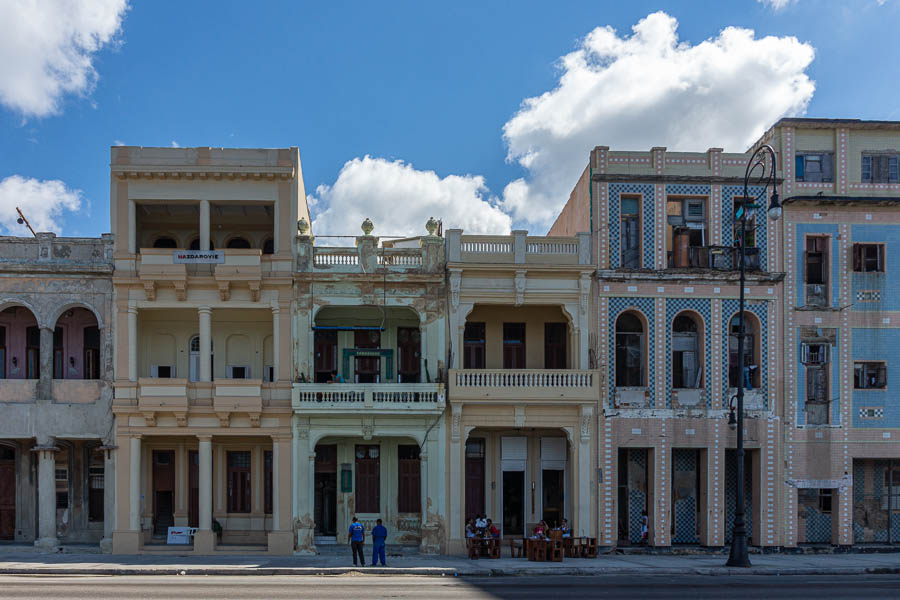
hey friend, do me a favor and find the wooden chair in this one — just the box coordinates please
[549,540,563,562]
[532,539,547,561]
[583,537,598,558]
[510,538,524,558]
[489,538,501,559]
[467,538,479,560]
[563,537,577,558]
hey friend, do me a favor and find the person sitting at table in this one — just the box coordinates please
[465,518,477,539]
[486,519,500,539]
[533,520,548,539]
[560,518,571,538]
[328,369,345,383]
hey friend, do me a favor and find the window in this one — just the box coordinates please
[667,198,707,268]
[733,197,757,249]
[818,489,833,514]
[463,322,486,369]
[152,236,178,248]
[151,365,174,378]
[226,365,249,379]
[226,237,251,249]
[355,445,380,514]
[805,237,828,285]
[795,153,834,183]
[805,365,829,424]
[862,154,900,183]
[672,314,701,388]
[227,451,251,513]
[502,323,526,369]
[855,362,887,389]
[53,326,64,379]
[801,343,829,365]
[853,244,885,273]
[55,463,68,509]
[87,451,104,522]
[313,330,337,383]
[620,196,640,268]
[728,314,759,388]
[262,239,275,255]
[544,323,567,369]
[264,365,275,383]
[615,312,644,387]
[26,326,40,379]
[882,469,900,511]
[83,326,100,380]
[397,445,421,513]
[264,450,273,515]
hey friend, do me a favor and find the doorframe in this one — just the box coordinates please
[0,441,18,541]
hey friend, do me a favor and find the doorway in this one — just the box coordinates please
[0,446,14,540]
[617,448,649,545]
[725,450,754,545]
[502,471,525,536]
[465,439,486,521]
[152,450,175,536]
[540,437,567,528]
[188,451,198,528]
[189,337,213,382]
[314,445,337,537]
[671,449,700,543]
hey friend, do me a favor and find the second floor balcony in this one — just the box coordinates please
[666,245,761,271]
[449,369,598,403]
[292,382,445,414]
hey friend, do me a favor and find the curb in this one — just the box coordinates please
[0,566,899,577]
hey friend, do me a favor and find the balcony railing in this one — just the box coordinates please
[0,380,39,403]
[449,369,598,402]
[447,230,592,266]
[666,246,761,271]
[293,383,445,413]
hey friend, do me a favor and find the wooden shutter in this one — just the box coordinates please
[398,446,421,513]
[877,364,888,388]
[806,366,827,402]
[853,244,862,271]
[822,153,834,182]
[355,446,380,514]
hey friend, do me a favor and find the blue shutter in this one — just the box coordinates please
[795,155,805,180]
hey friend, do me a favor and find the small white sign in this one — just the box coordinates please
[166,526,195,544]
[631,428,641,435]
[173,250,224,264]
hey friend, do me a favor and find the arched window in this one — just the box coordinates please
[729,313,760,388]
[152,237,177,248]
[615,312,645,387]
[262,238,274,255]
[189,238,214,250]
[226,237,251,249]
[672,313,701,388]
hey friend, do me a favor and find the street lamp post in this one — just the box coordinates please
[727,144,781,568]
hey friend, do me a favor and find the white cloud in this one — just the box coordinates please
[113,139,125,146]
[0,0,128,117]
[0,175,82,235]
[757,0,796,10]
[309,156,511,238]
[500,11,815,229]
[170,140,180,148]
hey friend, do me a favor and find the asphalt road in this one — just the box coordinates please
[0,574,898,599]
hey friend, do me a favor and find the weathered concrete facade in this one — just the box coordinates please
[0,233,116,550]
[292,223,447,554]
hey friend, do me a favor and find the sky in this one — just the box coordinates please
[0,0,899,239]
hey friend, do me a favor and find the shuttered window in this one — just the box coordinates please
[355,445,380,513]
[796,153,834,182]
[397,445,421,513]
[862,154,900,183]
[227,451,251,513]
[852,243,885,272]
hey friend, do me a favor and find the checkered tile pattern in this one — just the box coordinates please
[859,407,884,419]
[721,300,768,409]
[874,460,890,542]
[722,185,768,271]
[725,450,754,544]
[856,290,881,302]
[673,449,700,544]
[665,299,712,408]
[609,183,655,269]
[854,461,866,543]
[804,505,833,543]
[628,449,648,544]
[608,297,657,408]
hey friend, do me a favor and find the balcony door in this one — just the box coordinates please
[152,450,175,536]
[465,439,485,520]
[503,323,526,369]
[544,323,567,369]
[463,322,485,369]
[354,330,380,383]
[189,336,213,382]
[501,437,526,536]
[397,327,421,383]
[314,330,337,383]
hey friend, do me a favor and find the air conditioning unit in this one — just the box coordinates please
[684,199,706,222]
[806,283,827,307]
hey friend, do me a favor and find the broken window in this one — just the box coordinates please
[862,154,900,183]
[728,314,758,388]
[855,362,887,389]
[667,198,707,268]
[672,314,701,388]
[620,196,640,268]
[801,343,829,365]
[804,237,828,307]
[805,365,829,425]
[853,244,885,273]
[615,312,645,387]
[463,322,486,369]
[795,153,834,183]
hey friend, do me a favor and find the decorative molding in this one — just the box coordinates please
[449,270,461,310]
[218,281,231,301]
[579,273,591,316]
[580,405,593,442]
[514,405,526,427]
[143,281,156,301]
[450,404,462,442]
[514,270,526,306]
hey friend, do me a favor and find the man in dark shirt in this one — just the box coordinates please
[371,518,388,566]
[348,516,365,566]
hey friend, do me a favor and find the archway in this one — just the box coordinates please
[0,305,40,379]
[52,307,101,379]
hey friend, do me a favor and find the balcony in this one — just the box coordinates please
[214,379,263,426]
[449,369,598,403]
[447,230,591,266]
[137,248,263,301]
[297,235,443,274]
[0,380,38,403]
[138,377,189,425]
[666,246,761,271]
[292,383,445,414]
[51,380,102,404]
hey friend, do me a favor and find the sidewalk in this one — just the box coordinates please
[1,549,900,576]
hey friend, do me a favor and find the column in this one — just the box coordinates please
[295,427,316,555]
[419,314,427,381]
[194,435,215,552]
[128,199,136,254]
[129,436,141,532]
[39,326,53,392]
[198,307,212,382]
[101,447,115,552]
[174,444,187,526]
[127,307,137,382]
[268,436,294,554]
[448,405,463,553]
[577,410,592,537]
[35,446,58,550]
[271,306,280,382]
[199,199,210,252]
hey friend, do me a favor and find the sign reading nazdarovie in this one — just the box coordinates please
[173,250,225,264]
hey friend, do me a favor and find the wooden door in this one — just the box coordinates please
[355,445,380,514]
[314,331,337,383]
[0,457,15,540]
[502,323,526,369]
[188,451,198,528]
[354,330,381,383]
[152,451,175,535]
[397,327,421,383]
[544,323,567,369]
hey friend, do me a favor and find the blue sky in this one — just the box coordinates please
[1,0,899,238]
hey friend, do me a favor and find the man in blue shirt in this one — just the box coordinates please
[371,518,388,566]
[348,516,365,566]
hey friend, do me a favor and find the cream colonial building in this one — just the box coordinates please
[110,147,303,554]
[292,221,447,554]
[445,229,598,554]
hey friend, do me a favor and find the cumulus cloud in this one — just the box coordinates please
[757,0,795,10]
[500,11,815,229]
[170,140,180,148]
[309,156,511,238]
[0,175,82,235]
[0,0,128,117]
